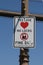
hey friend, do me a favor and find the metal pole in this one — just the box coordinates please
[0,10,43,21]
[19,48,29,65]
[21,0,28,16]
[19,0,29,65]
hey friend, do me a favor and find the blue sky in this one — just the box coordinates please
[0,0,43,65]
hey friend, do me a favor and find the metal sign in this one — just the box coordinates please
[13,16,36,48]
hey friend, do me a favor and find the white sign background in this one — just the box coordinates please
[14,17,36,48]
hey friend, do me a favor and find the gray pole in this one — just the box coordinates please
[19,0,29,65]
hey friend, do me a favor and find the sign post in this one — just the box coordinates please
[13,0,36,65]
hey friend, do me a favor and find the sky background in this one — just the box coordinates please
[0,0,43,65]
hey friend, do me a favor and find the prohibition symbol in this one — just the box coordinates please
[20,33,28,40]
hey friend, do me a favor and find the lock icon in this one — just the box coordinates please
[20,33,28,40]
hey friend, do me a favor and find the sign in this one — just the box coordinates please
[13,16,36,48]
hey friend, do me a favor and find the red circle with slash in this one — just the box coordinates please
[20,33,28,40]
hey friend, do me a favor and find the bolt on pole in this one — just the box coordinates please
[19,0,29,65]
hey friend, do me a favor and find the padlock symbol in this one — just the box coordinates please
[20,33,28,40]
